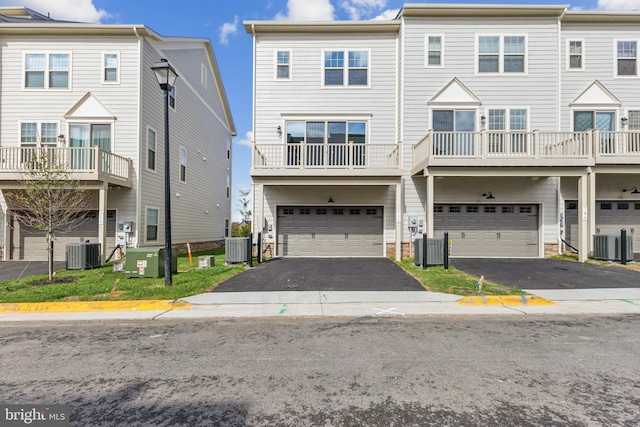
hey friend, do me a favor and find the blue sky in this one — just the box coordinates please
[3,0,638,219]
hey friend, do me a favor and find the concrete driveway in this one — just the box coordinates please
[0,261,67,282]
[452,258,640,290]
[212,258,426,292]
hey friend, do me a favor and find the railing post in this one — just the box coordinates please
[428,129,434,157]
[593,129,600,159]
[532,130,539,159]
[480,130,487,158]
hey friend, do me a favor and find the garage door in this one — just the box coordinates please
[277,206,384,257]
[434,204,539,257]
[565,201,639,253]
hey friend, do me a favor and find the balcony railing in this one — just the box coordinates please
[253,142,401,175]
[0,146,132,186]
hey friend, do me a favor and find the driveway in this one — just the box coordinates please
[212,258,425,292]
[0,261,67,282]
[452,258,640,290]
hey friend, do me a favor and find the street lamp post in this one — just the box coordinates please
[151,58,178,286]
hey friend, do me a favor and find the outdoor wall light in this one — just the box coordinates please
[57,134,66,145]
[480,115,487,130]
[621,116,628,129]
[622,186,640,194]
[328,196,335,203]
[483,192,495,199]
[277,125,282,137]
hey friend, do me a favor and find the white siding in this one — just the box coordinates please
[140,40,233,246]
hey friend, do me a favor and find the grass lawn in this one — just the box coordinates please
[0,249,246,303]
[397,258,525,296]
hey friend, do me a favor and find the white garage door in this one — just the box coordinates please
[434,204,539,258]
[565,201,639,253]
[277,206,384,257]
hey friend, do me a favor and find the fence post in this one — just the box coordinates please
[444,231,449,270]
[621,228,627,265]
[247,234,253,267]
[257,232,262,264]
[422,233,427,269]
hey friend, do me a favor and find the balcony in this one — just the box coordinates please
[596,131,640,164]
[0,146,132,188]
[252,141,402,177]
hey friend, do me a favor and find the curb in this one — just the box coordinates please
[458,295,556,306]
[0,300,192,313]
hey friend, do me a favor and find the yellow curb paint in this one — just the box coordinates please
[458,295,555,306]
[0,300,192,313]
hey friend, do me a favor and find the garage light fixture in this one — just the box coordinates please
[622,186,640,194]
[483,192,495,199]
[328,197,335,203]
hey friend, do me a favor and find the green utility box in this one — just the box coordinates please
[124,247,177,278]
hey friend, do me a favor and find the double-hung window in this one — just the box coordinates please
[568,40,584,70]
[179,147,187,182]
[276,50,291,79]
[25,53,70,89]
[426,35,443,67]
[478,36,526,74]
[169,86,176,109]
[103,53,119,83]
[20,122,59,149]
[616,41,637,76]
[487,109,528,153]
[147,128,156,171]
[146,208,159,241]
[324,50,368,86]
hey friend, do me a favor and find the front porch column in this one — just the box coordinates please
[578,175,588,262]
[395,182,402,260]
[587,171,596,256]
[254,184,264,234]
[426,175,434,238]
[1,211,8,261]
[98,184,107,265]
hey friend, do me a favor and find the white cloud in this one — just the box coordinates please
[235,131,254,148]
[373,8,400,20]
[0,0,110,23]
[276,0,335,21]
[340,0,387,20]
[219,16,239,45]
[598,0,640,10]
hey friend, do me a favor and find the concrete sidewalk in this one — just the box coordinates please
[1,288,639,321]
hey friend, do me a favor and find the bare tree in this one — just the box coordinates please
[4,151,94,281]
[236,189,252,237]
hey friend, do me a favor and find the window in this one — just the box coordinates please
[568,41,584,70]
[466,206,478,213]
[333,209,344,215]
[224,219,229,237]
[69,124,111,151]
[618,203,629,210]
[227,139,231,160]
[201,63,207,88]
[179,147,187,182]
[502,206,514,213]
[484,206,496,213]
[25,53,69,89]
[366,208,378,215]
[316,208,327,215]
[434,206,443,213]
[426,35,443,67]
[226,175,230,199]
[103,53,119,83]
[169,86,176,109]
[324,50,368,86]
[519,206,532,213]
[449,206,461,213]
[147,128,156,171]
[600,203,612,210]
[478,36,525,74]
[276,50,290,79]
[300,208,311,215]
[487,108,528,152]
[349,209,361,215]
[283,208,294,215]
[20,122,58,148]
[147,208,159,241]
[628,111,640,130]
[617,41,637,76]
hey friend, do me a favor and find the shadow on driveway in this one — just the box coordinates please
[212,258,425,292]
[452,258,640,290]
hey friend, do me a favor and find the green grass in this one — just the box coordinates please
[397,258,525,296]
[0,249,246,303]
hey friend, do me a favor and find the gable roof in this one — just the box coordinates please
[429,78,481,107]
[570,80,621,107]
[65,92,116,120]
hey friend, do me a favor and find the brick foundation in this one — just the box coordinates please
[175,240,224,255]
[544,243,559,258]
[386,242,411,260]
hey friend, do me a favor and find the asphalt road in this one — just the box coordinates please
[1,315,639,426]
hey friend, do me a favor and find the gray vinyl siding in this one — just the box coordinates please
[253,33,397,147]
[401,17,561,244]
[561,23,640,130]
[140,39,232,246]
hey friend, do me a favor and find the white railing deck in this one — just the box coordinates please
[412,129,640,172]
[253,142,401,174]
[0,146,132,186]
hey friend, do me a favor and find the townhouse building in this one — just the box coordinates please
[246,3,640,262]
[0,7,235,262]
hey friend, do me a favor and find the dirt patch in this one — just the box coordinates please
[29,276,79,287]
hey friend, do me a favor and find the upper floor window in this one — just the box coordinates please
[20,122,58,148]
[487,108,528,152]
[227,139,231,160]
[103,53,119,83]
[25,53,69,89]
[146,208,159,242]
[179,147,187,182]
[478,36,525,74]
[617,41,637,76]
[324,50,368,86]
[226,175,230,199]
[628,110,640,130]
[426,35,443,67]
[276,50,291,79]
[169,86,176,109]
[147,128,156,171]
[568,40,584,70]
[201,63,208,88]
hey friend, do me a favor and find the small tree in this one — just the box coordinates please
[4,151,93,281]
[236,189,252,237]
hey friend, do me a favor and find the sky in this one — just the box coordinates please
[3,0,640,220]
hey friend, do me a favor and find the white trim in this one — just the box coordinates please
[201,62,208,89]
[566,39,585,71]
[23,51,72,91]
[614,39,639,78]
[102,51,120,84]
[274,49,292,81]
[17,120,61,147]
[424,34,445,68]
[145,206,160,243]
[483,106,531,131]
[475,34,528,75]
[146,126,157,173]
[321,48,371,88]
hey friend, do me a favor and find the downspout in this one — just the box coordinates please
[250,23,258,241]
[134,25,143,248]
[556,9,566,255]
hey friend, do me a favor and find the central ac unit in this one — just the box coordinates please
[593,234,633,261]
[225,237,249,263]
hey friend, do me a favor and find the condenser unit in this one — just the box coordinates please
[66,242,101,270]
[225,238,249,263]
[593,234,633,261]
[414,238,445,266]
